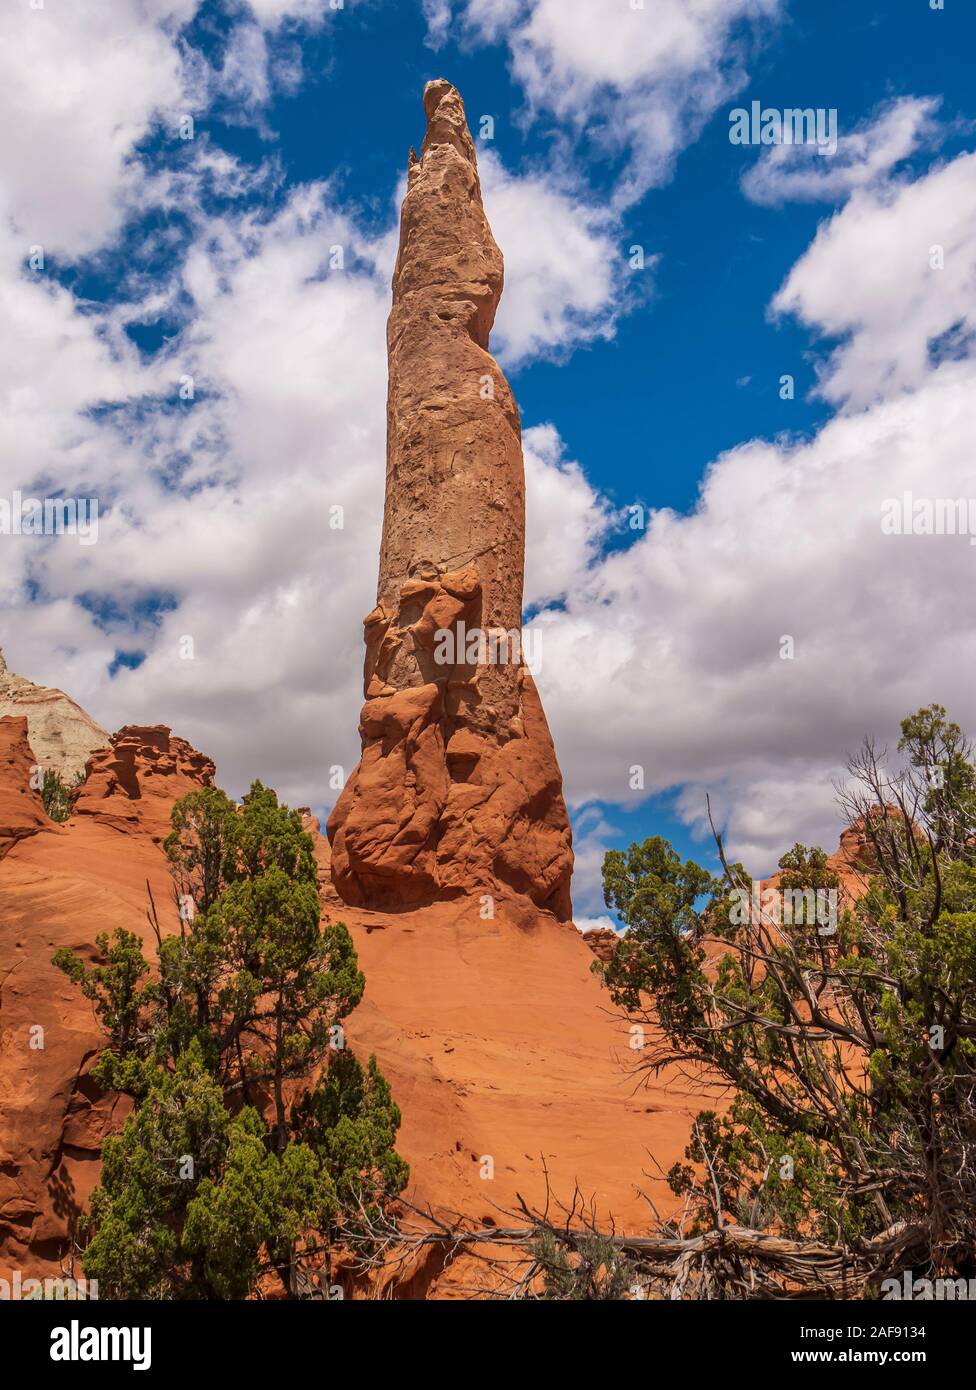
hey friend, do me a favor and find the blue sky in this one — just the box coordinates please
[148,0,974,511]
[3,0,976,925]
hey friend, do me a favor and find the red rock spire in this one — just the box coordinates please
[328,80,573,919]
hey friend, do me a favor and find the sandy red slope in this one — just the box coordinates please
[315,827,708,1237]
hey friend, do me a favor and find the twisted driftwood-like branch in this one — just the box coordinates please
[323,1168,927,1301]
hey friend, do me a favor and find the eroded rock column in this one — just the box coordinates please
[327,79,573,919]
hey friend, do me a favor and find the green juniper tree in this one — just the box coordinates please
[54,779,407,1299]
[292,1049,409,1232]
[79,1041,337,1300]
[163,785,238,914]
[533,707,976,1298]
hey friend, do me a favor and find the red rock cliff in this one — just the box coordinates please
[0,717,50,860]
[0,725,214,1273]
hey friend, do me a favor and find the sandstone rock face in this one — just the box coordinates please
[328,80,574,921]
[0,717,51,860]
[74,725,216,843]
[581,925,620,965]
[0,650,109,784]
[0,723,215,1274]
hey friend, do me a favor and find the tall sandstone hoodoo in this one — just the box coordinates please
[328,80,573,919]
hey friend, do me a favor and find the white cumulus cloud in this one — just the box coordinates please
[436,0,783,207]
[773,149,976,408]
